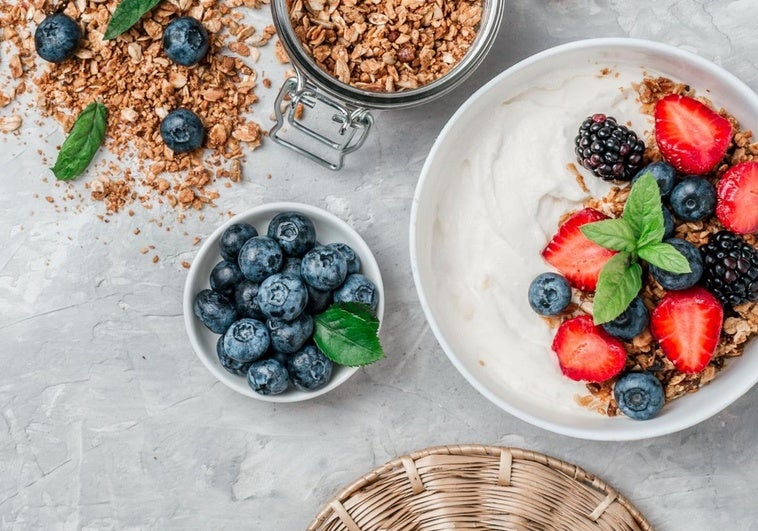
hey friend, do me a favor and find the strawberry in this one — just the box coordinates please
[551,315,627,382]
[654,94,732,174]
[541,208,617,291]
[650,287,724,374]
[716,161,758,234]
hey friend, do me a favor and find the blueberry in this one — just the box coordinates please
[237,236,283,282]
[256,273,308,321]
[266,349,291,367]
[267,313,313,354]
[219,223,258,261]
[287,344,333,391]
[193,289,237,333]
[669,176,716,222]
[327,242,361,274]
[216,335,250,376]
[222,318,269,362]
[247,359,289,395]
[160,109,204,153]
[301,246,348,291]
[234,279,264,320]
[34,14,81,63]
[333,274,379,313]
[209,260,243,298]
[613,372,665,420]
[306,285,332,314]
[632,161,676,196]
[162,16,209,66]
[662,206,675,239]
[528,272,571,316]
[267,212,317,257]
[649,238,703,290]
[281,256,303,277]
[601,297,649,340]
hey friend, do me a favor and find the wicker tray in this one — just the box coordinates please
[308,445,653,531]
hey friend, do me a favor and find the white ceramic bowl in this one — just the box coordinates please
[184,202,384,402]
[410,38,758,440]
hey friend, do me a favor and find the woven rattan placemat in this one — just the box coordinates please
[308,444,652,531]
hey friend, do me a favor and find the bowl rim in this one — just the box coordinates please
[409,37,758,440]
[183,201,385,403]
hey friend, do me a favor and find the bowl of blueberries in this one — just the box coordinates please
[183,202,384,402]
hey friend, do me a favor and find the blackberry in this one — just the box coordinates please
[575,114,645,181]
[700,231,758,307]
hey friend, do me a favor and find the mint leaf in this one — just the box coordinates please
[581,218,637,252]
[624,171,664,247]
[104,0,162,40]
[593,252,642,324]
[52,102,107,181]
[313,303,384,367]
[638,242,692,274]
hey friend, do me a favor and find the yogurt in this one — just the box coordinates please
[431,65,653,416]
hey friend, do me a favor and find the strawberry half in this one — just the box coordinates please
[654,94,732,174]
[551,315,627,382]
[650,287,724,374]
[541,208,617,291]
[716,161,758,234]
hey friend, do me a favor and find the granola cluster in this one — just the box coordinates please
[287,0,483,92]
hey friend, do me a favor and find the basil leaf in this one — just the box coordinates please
[313,303,384,367]
[104,0,162,40]
[581,218,637,252]
[638,242,692,274]
[624,172,664,246]
[593,252,642,324]
[51,102,107,181]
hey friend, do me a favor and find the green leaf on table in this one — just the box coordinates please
[103,0,162,40]
[581,218,637,252]
[593,252,642,324]
[51,101,107,181]
[623,171,664,247]
[638,242,692,274]
[313,302,384,367]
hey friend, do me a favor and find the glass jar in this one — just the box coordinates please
[270,0,504,170]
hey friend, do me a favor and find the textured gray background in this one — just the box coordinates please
[2,0,757,529]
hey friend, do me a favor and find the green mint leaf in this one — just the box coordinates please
[313,302,384,367]
[103,0,162,40]
[580,218,637,252]
[638,242,692,274]
[593,252,642,324]
[51,102,107,181]
[623,171,664,247]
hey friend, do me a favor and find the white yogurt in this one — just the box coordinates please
[432,65,653,415]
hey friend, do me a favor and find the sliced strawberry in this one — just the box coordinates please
[541,208,617,291]
[551,315,627,382]
[650,287,723,374]
[716,161,758,234]
[654,94,732,174]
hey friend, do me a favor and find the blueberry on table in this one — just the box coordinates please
[601,296,649,340]
[333,274,379,313]
[219,223,258,261]
[247,359,289,395]
[237,236,283,283]
[267,212,317,257]
[193,289,237,333]
[327,242,361,275]
[287,344,333,391]
[163,16,209,66]
[160,109,205,153]
[267,313,314,354]
[669,176,716,222]
[216,335,251,376]
[209,260,243,298]
[34,13,81,63]
[613,372,665,420]
[281,256,303,277]
[632,161,676,196]
[222,318,270,363]
[256,273,308,321]
[650,238,703,290]
[528,272,571,316]
[234,279,265,320]
[301,246,348,291]
[305,285,332,314]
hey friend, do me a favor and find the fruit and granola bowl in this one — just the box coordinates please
[411,39,758,440]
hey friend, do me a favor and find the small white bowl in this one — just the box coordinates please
[183,202,384,402]
[410,38,758,440]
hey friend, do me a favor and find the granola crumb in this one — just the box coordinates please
[181,260,191,269]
